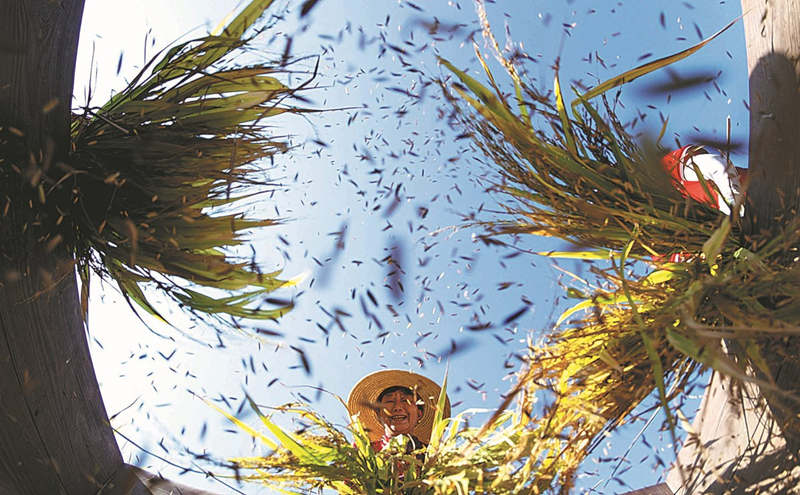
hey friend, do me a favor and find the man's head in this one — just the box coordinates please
[377,386,424,436]
[347,369,451,443]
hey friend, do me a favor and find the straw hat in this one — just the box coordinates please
[347,369,451,443]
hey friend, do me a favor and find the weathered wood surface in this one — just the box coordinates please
[621,483,673,495]
[129,466,222,495]
[0,250,148,495]
[0,1,149,493]
[665,372,799,494]
[741,0,800,234]
[740,0,800,453]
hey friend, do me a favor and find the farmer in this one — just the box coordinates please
[347,369,451,454]
[658,145,749,263]
[661,144,747,216]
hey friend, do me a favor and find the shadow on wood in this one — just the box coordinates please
[127,466,222,495]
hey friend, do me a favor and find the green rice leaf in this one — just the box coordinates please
[206,398,279,450]
[556,292,633,327]
[536,249,616,260]
[438,58,516,123]
[702,217,731,268]
[573,16,740,111]
[554,73,578,157]
[643,268,681,285]
[427,370,450,454]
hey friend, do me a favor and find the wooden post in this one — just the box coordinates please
[0,1,149,493]
[741,0,800,236]
[621,484,673,495]
[664,372,797,494]
[739,0,800,453]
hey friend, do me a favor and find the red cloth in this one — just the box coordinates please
[656,146,747,263]
[661,145,746,213]
[371,436,390,453]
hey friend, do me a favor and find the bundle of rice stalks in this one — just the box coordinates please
[212,239,800,495]
[440,10,800,491]
[23,0,314,324]
[211,381,565,494]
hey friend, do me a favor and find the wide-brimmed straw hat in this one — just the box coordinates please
[347,369,451,443]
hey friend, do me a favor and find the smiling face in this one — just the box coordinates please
[377,387,422,436]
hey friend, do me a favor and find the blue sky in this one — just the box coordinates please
[76,1,748,493]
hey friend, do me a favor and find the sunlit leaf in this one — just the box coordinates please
[573,16,740,112]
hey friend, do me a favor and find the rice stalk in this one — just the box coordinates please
[214,385,567,494]
[52,0,317,325]
[440,11,800,491]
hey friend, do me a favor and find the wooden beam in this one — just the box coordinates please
[663,372,799,494]
[0,251,150,494]
[129,466,223,495]
[741,0,800,235]
[740,0,800,453]
[0,1,148,493]
[621,483,673,495]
